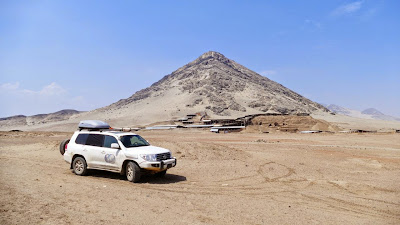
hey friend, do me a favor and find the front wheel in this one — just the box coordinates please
[126,162,141,183]
[72,157,87,176]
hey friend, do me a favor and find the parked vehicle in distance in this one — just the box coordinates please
[61,120,176,182]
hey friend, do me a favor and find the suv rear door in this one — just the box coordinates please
[84,134,105,169]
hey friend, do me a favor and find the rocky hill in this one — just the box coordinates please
[0,109,82,129]
[90,51,328,124]
[326,104,400,122]
[362,108,400,121]
[362,108,385,116]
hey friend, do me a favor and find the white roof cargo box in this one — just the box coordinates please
[78,120,110,130]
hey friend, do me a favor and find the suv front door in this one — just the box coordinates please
[99,135,120,170]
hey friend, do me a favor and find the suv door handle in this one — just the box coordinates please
[101,151,106,154]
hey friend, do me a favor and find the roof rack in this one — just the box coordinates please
[78,120,140,131]
[109,127,141,132]
[78,120,110,131]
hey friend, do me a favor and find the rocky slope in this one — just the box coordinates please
[94,51,328,121]
[0,109,82,129]
[362,108,400,121]
[327,104,400,122]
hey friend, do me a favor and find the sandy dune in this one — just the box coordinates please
[1,130,399,224]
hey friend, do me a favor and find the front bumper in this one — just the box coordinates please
[140,158,177,171]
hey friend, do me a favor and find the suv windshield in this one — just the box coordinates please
[120,135,150,148]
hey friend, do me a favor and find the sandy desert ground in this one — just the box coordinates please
[0,129,399,224]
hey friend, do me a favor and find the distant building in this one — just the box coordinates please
[201,119,212,124]
[351,129,377,133]
[185,125,214,128]
[339,129,377,133]
[206,118,242,126]
[176,117,188,122]
[210,126,245,133]
[296,113,310,116]
[186,114,196,119]
[300,130,322,134]
[145,125,182,130]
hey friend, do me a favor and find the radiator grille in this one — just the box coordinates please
[156,152,171,161]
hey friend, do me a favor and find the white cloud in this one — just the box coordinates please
[39,82,66,96]
[259,70,277,77]
[0,82,87,117]
[1,82,66,96]
[331,1,363,16]
[0,82,20,90]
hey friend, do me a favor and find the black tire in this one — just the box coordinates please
[126,161,141,183]
[59,139,70,155]
[72,157,87,176]
[155,170,167,177]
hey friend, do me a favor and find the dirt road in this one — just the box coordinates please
[1,130,399,224]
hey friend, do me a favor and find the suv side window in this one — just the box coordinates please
[75,134,89,145]
[85,134,105,147]
[103,135,118,148]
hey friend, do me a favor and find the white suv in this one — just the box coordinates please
[61,120,176,182]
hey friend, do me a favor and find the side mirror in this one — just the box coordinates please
[111,143,120,149]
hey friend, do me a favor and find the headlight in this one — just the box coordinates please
[139,154,157,162]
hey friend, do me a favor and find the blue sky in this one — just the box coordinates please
[1,0,399,117]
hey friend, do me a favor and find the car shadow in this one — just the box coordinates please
[139,174,187,184]
[87,170,186,184]
[88,170,125,180]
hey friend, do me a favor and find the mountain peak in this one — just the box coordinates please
[196,51,229,63]
[362,108,384,116]
[199,51,225,58]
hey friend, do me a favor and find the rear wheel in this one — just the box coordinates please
[72,157,87,176]
[59,139,70,155]
[126,162,141,183]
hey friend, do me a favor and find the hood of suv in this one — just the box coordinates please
[125,145,170,154]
